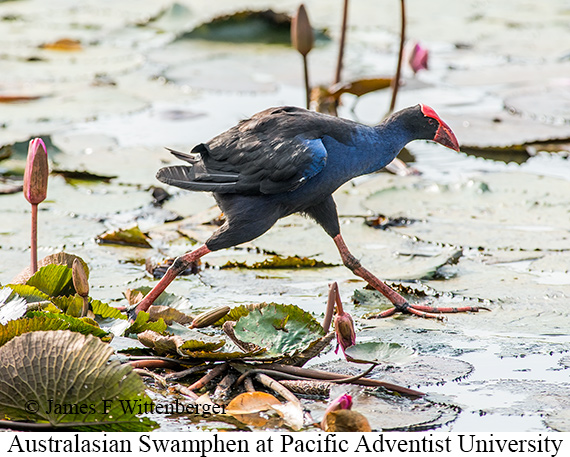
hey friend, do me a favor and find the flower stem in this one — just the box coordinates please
[388,0,406,116]
[31,203,38,274]
[334,0,349,85]
[303,54,311,109]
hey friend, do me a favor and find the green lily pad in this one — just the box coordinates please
[97,226,152,248]
[233,303,325,358]
[181,10,292,44]
[91,299,127,320]
[2,284,49,304]
[51,294,85,317]
[220,255,336,270]
[124,311,167,336]
[26,311,111,342]
[138,326,224,356]
[11,252,89,286]
[344,341,416,365]
[216,303,265,326]
[25,264,74,297]
[0,330,157,431]
[0,315,70,348]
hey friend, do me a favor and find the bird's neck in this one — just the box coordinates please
[356,120,413,175]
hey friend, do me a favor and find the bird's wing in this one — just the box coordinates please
[157,107,355,195]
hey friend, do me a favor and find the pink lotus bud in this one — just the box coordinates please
[291,4,314,57]
[330,393,352,411]
[409,42,429,74]
[334,310,356,355]
[23,138,48,205]
[320,393,352,430]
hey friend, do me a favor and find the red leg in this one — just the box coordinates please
[332,234,485,319]
[132,245,211,318]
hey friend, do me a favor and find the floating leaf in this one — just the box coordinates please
[91,299,127,320]
[97,226,152,248]
[124,311,167,336]
[51,294,84,317]
[11,253,89,286]
[52,169,117,184]
[137,328,224,356]
[216,303,266,326]
[148,305,193,325]
[330,77,392,98]
[24,264,74,298]
[0,331,157,431]
[323,410,372,432]
[545,410,570,432]
[226,392,281,426]
[26,311,111,342]
[40,38,82,51]
[0,94,42,103]
[233,303,325,358]
[0,315,69,348]
[182,10,292,44]
[344,342,416,365]
[129,287,190,309]
[221,255,335,269]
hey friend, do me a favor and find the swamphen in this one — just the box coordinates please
[134,104,481,319]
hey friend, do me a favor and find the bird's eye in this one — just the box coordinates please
[427,118,436,126]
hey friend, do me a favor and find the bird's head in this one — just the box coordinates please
[416,104,460,152]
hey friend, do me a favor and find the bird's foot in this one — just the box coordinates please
[369,302,489,320]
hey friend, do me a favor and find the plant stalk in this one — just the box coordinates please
[334,0,349,84]
[303,54,311,109]
[388,0,406,116]
[31,203,38,274]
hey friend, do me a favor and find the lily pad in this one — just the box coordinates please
[0,315,70,348]
[220,255,336,270]
[124,311,167,336]
[24,264,74,297]
[226,391,281,427]
[545,410,570,432]
[181,10,292,44]
[26,311,112,342]
[138,327,224,356]
[0,330,157,431]
[148,305,193,325]
[91,299,127,320]
[97,226,152,248]
[11,252,89,286]
[131,287,191,310]
[233,303,326,358]
[344,342,416,365]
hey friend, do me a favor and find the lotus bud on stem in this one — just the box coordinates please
[323,282,356,356]
[23,138,48,274]
[321,393,371,432]
[72,259,90,317]
[291,4,314,109]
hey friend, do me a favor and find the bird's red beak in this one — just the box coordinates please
[434,119,460,152]
[420,104,461,152]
